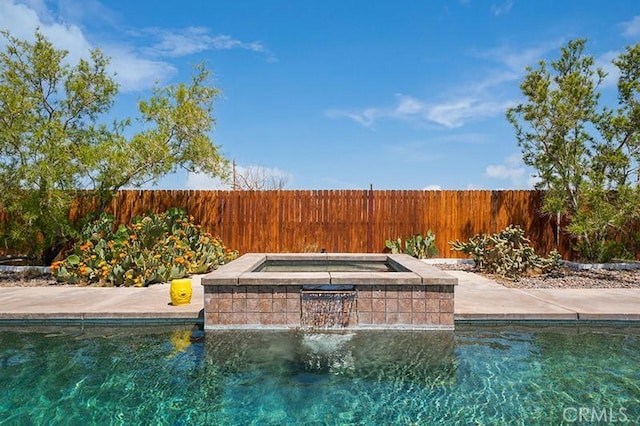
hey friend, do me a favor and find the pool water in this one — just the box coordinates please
[1,325,639,424]
[254,259,394,272]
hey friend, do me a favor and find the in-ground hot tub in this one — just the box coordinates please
[201,253,457,330]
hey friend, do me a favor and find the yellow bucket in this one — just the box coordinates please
[170,279,192,306]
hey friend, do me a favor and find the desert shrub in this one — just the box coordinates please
[385,231,438,259]
[572,233,640,263]
[449,225,560,281]
[51,208,238,286]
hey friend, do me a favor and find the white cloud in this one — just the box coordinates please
[620,15,640,38]
[326,40,561,130]
[466,184,484,190]
[423,185,442,190]
[482,40,620,94]
[0,1,276,93]
[484,153,539,188]
[395,95,425,115]
[485,154,525,184]
[0,0,92,64]
[596,50,621,88]
[328,94,515,129]
[145,27,277,62]
[425,98,515,128]
[504,152,522,167]
[485,153,525,182]
[0,0,172,92]
[490,1,514,16]
[185,172,230,190]
[105,45,177,92]
[337,94,416,127]
[186,164,292,190]
[485,164,524,180]
[15,0,50,20]
[325,107,382,128]
[527,174,541,188]
[57,0,118,27]
[477,41,563,74]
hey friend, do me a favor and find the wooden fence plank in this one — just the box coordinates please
[2,189,586,259]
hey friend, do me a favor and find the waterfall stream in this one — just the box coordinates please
[300,291,357,329]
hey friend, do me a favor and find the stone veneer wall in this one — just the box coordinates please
[355,285,454,327]
[204,285,302,327]
[204,284,454,329]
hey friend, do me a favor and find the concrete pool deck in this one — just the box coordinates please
[1,272,640,324]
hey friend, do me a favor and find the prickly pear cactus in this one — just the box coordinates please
[449,225,560,281]
[386,231,438,259]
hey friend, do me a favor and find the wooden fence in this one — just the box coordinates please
[93,190,567,258]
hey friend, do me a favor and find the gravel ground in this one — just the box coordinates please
[1,264,640,289]
[434,263,640,289]
[0,269,61,287]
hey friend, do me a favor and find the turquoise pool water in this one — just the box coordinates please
[1,325,639,424]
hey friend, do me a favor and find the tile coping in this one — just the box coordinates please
[201,253,458,286]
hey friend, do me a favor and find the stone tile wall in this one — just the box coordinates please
[205,285,301,328]
[204,284,454,329]
[356,285,454,327]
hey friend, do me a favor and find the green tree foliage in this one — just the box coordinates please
[507,39,640,262]
[0,31,228,264]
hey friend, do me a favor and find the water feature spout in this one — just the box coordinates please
[301,290,356,329]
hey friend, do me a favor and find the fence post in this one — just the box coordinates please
[367,186,374,252]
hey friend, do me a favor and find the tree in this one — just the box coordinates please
[0,31,228,264]
[507,39,640,261]
[231,162,288,190]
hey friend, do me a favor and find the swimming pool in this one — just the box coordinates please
[1,325,638,424]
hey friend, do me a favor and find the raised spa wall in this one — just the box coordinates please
[201,253,458,330]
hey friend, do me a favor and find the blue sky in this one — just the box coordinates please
[1,0,639,190]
